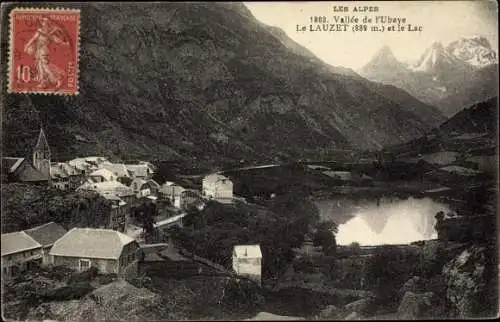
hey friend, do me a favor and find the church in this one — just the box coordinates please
[1,128,51,184]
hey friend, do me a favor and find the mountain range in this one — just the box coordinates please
[2,3,446,163]
[359,37,498,117]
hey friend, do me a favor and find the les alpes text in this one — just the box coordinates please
[333,6,379,12]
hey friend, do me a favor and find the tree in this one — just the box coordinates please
[313,220,338,256]
[365,245,419,304]
[134,198,157,242]
[1,183,111,233]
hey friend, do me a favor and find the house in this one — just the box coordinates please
[131,178,160,197]
[77,181,136,204]
[68,157,94,175]
[49,228,139,278]
[102,194,128,232]
[125,164,154,180]
[1,231,43,279]
[297,235,315,257]
[50,162,84,190]
[101,162,132,184]
[89,168,117,182]
[50,163,70,189]
[24,222,67,265]
[77,181,135,229]
[59,162,85,189]
[202,173,233,204]
[159,182,186,208]
[67,156,108,176]
[84,156,110,166]
[1,157,49,184]
[180,189,204,210]
[232,244,262,286]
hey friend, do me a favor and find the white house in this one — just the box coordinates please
[1,231,43,279]
[131,178,160,197]
[89,168,117,182]
[83,156,110,168]
[202,173,233,204]
[65,156,108,176]
[232,244,262,286]
[101,162,132,180]
[77,181,135,202]
[159,182,186,208]
[49,228,139,278]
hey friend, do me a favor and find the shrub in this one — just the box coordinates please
[67,267,99,285]
[42,282,94,301]
[293,257,315,274]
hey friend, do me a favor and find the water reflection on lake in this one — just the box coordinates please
[315,196,451,246]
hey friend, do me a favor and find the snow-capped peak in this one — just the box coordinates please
[410,42,448,72]
[446,36,497,68]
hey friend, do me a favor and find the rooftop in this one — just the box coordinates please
[203,173,232,183]
[101,162,131,178]
[50,228,136,259]
[24,222,67,247]
[89,168,116,181]
[233,244,262,258]
[1,231,42,256]
[2,157,25,173]
[78,181,135,196]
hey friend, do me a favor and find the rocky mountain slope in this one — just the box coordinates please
[359,37,498,117]
[2,3,444,163]
[435,97,497,136]
[385,97,497,158]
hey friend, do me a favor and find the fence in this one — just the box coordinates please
[177,246,230,274]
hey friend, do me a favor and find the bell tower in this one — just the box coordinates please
[33,127,51,180]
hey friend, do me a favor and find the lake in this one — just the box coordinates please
[315,196,452,246]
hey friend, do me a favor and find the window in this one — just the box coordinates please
[79,259,91,271]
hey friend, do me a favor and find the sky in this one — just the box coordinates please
[244,1,498,70]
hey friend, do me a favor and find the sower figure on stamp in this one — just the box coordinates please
[24,16,69,89]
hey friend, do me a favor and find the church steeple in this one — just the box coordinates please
[33,127,51,180]
[34,127,50,154]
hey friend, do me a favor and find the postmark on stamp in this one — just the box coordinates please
[8,8,81,95]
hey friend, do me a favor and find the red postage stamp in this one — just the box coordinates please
[8,8,81,95]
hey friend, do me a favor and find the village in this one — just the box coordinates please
[1,128,265,289]
[2,120,497,321]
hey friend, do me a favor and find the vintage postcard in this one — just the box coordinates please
[1,1,498,321]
